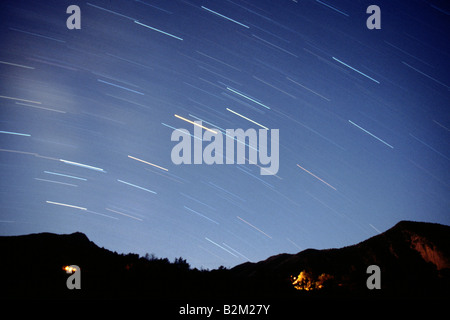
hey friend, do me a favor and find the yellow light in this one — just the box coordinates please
[291,270,333,291]
[63,265,77,273]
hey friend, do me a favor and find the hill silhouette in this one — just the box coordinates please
[1,221,449,299]
[230,220,450,298]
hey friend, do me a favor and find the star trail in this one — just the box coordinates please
[0,0,449,269]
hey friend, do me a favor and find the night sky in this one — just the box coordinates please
[1,0,449,270]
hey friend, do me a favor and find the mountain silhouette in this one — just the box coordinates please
[1,221,449,299]
[230,220,450,298]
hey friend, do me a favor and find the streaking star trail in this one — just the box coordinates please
[0,0,448,270]
[59,159,107,173]
[117,179,157,195]
[46,201,87,211]
[348,120,394,149]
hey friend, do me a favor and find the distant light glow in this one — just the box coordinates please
[63,265,78,273]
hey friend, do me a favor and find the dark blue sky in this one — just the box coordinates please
[1,0,449,269]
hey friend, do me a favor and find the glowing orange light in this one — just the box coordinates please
[63,265,77,273]
[291,270,333,291]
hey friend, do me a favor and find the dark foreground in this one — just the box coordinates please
[1,221,449,301]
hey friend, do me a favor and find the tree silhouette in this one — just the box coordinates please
[174,257,190,271]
